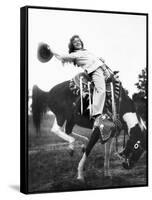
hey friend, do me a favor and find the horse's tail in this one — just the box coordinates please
[31,85,49,132]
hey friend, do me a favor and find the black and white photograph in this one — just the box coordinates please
[21,6,148,194]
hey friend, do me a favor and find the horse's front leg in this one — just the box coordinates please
[104,136,114,177]
[77,127,100,181]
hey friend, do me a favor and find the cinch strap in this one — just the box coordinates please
[80,76,83,115]
[88,82,92,118]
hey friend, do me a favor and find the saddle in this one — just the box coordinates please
[70,70,119,96]
[69,72,112,107]
[70,73,104,119]
[69,71,123,142]
[71,72,94,94]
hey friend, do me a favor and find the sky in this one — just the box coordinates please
[28,8,147,97]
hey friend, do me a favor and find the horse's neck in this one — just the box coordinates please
[120,91,139,134]
[122,112,139,134]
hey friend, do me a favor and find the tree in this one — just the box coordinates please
[132,68,147,121]
[135,68,147,99]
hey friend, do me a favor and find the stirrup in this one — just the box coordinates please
[93,114,108,128]
[91,114,100,120]
[93,114,102,127]
[92,114,107,120]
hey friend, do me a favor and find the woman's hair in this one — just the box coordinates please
[68,35,84,53]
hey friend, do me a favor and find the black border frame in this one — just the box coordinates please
[20,5,148,194]
[20,6,28,194]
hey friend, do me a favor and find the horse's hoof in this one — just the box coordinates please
[68,140,75,156]
[77,176,85,183]
[69,149,74,157]
[104,172,112,179]
[81,144,86,153]
[114,152,125,161]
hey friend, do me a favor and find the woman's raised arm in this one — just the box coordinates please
[51,48,75,64]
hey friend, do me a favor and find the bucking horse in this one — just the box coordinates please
[31,70,147,181]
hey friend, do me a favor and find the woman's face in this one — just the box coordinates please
[72,37,83,50]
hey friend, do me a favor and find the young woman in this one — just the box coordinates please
[52,35,111,118]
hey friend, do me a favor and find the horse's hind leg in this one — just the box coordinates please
[51,115,75,151]
[65,119,89,143]
[77,127,100,181]
[64,119,76,154]
[65,119,75,135]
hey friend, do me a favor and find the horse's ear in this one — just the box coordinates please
[37,43,53,63]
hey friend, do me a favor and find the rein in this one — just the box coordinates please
[116,83,128,150]
[111,80,119,152]
[111,80,126,153]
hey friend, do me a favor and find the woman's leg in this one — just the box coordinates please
[91,67,106,116]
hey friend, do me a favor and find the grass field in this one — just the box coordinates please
[28,114,147,193]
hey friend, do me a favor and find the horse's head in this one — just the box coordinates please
[121,114,147,169]
[117,86,147,169]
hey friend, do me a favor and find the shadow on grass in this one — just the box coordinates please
[9,185,20,192]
